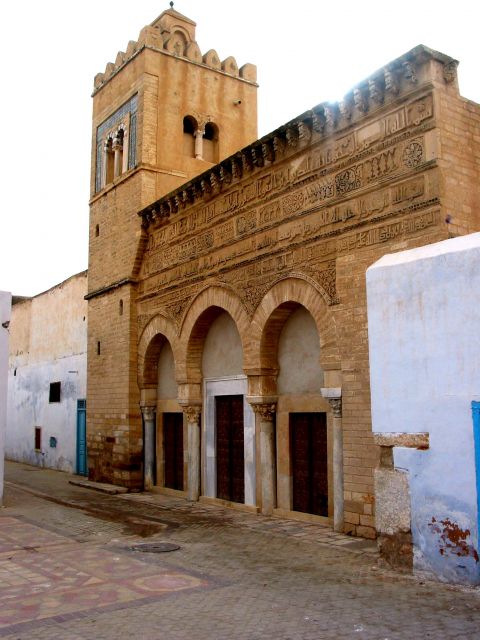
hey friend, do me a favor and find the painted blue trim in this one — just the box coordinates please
[471,401,480,559]
[76,399,87,476]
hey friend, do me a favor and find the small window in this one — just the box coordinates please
[49,382,61,403]
[203,122,219,163]
[35,427,41,450]
[183,116,197,158]
[119,299,124,316]
[97,341,101,355]
[95,224,100,237]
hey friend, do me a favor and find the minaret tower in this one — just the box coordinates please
[86,6,258,486]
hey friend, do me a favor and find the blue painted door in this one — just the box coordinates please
[76,399,87,476]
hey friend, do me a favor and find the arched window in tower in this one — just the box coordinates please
[203,122,219,163]
[183,116,197,158]
[105,137,115,185]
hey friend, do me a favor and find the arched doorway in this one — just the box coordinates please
[201,311,256,506]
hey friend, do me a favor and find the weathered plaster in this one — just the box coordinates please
[6,273,88,474]
[0,291,12,505]
[367,233,480,584]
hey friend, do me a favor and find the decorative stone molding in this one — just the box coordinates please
[251,403,276,422]
[182,405,201,423]
[373,432,429,450]
[140,405,156,421]
[321,387,342,417]
[443,60,458,83]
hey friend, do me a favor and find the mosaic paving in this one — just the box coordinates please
[0,517,208,633]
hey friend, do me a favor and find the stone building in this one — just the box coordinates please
[87,7,480,539]
[7,272,88,474]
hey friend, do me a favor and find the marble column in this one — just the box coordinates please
[325,393,343,532]
[141,405,156,490]
[183,405,201,502]
[251,402,277,515]
[194,129,204,160]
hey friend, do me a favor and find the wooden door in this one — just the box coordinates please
[216,395,244,503]
[290,413,328,516]
[164,413,184,491]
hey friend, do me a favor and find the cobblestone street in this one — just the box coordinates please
[1,462,479,639]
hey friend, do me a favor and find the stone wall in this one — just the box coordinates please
[88,10,480,539]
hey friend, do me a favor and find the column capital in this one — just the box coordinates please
[327,397,342,418]
[250,402,277,422]
[321,387,342,418]
[140,405,156,421]
[182,404,201,424]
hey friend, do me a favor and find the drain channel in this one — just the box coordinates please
[130,542,180,553]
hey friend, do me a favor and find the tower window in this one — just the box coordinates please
[183,116,197,158]
[119,299,124,316]
[95,94,138,193]
[95,224,100,237]
[203,122,219,163]
[49,382,61,403]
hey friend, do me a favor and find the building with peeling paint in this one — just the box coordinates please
[367,233,480,585]
[0,291,12,505]
[6,272,88,474]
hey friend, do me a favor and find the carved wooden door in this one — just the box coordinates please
[163,412,184,491]
[290,413,328,516]
[215,395,245,503]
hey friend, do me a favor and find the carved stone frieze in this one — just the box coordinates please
[166,296,191,326]
[302,260,338,305]
[443,61,458,84]
[402,140,423,168]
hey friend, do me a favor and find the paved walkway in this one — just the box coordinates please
[1,461,479,639]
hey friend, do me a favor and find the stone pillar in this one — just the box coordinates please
[183,405,202,502]
[141,405,156,490]
[194,129,204,160]
[321,388,343,532]
[251,401,277,515]
[113,133,123,178]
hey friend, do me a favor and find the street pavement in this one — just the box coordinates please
[1,461,479,639]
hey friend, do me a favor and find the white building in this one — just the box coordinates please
[6,272,88,474]
[367,233,480,585]
[0,291,12,504]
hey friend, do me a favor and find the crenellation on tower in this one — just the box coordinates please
[93,8,257,93]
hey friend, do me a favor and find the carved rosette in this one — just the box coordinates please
[141,405,156,421]
[327,398,342,418]
[251,403,277,422]
[183,405,201,424]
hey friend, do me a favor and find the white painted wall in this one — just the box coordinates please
[367,233,480,585]
[6,273,87,473]
[0,291,12,505]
